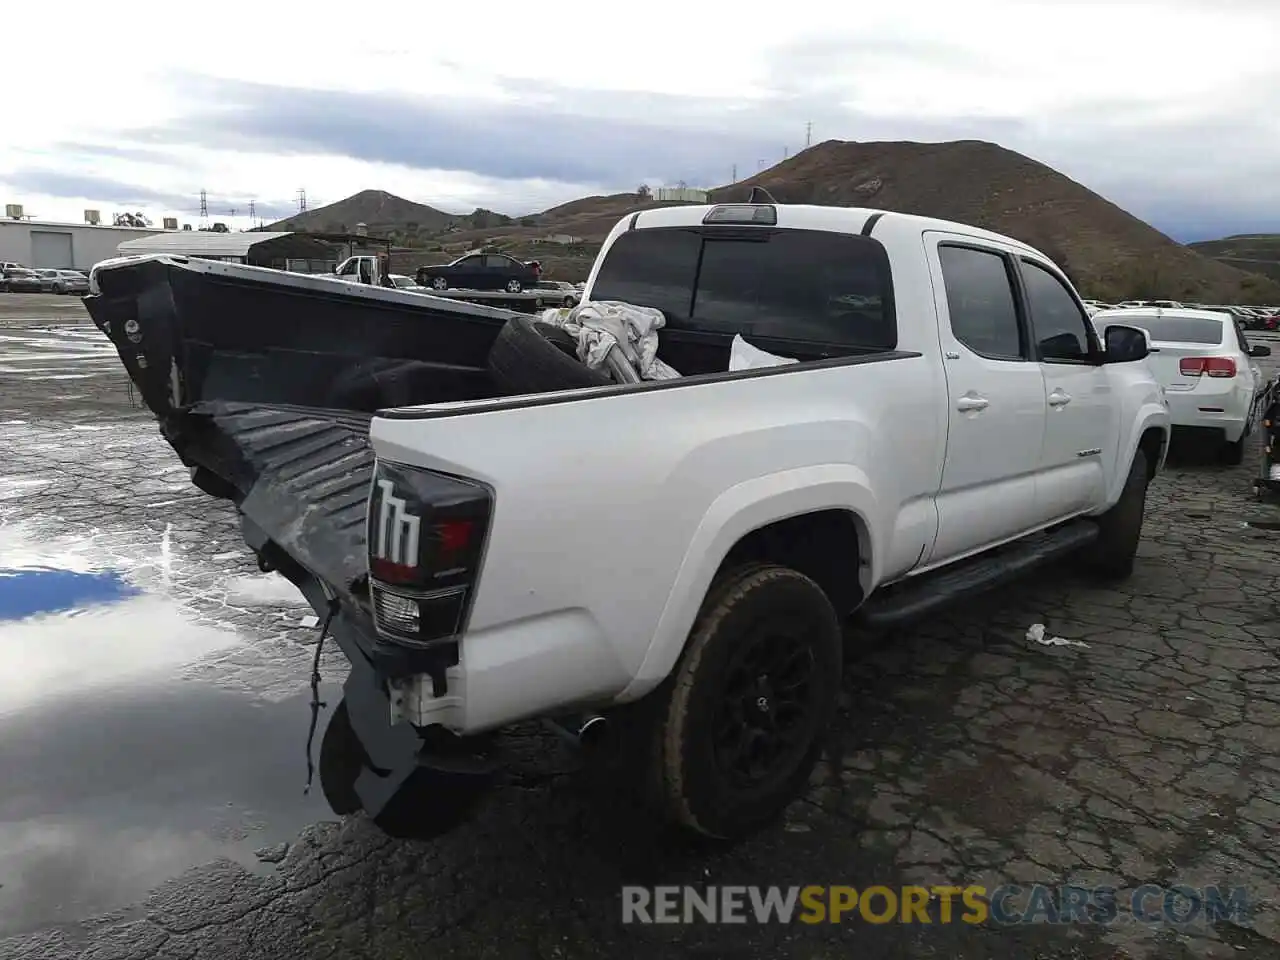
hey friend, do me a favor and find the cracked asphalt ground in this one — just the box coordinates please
[3,293,1280,959]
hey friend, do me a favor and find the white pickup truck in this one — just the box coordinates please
[86,201,1170,841]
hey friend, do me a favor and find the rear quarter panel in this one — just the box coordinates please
[370,353,943,703]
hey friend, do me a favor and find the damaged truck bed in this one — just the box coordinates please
[185,401,374,600]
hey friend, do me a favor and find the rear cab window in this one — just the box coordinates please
[590,226,896,354]
[1127,315,1224,345]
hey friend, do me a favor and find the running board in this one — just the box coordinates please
[855,521,1100,629]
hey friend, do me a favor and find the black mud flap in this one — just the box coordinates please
[337,639,499,840]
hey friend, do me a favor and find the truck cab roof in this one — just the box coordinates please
[624,203,1048,258]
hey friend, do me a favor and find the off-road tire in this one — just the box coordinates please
[487,315,612,395]
[1221,434,1246,466]
[646,564,843,840]
[1080,448,1149,580]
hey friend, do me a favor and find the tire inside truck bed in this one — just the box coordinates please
[183,401,375,594]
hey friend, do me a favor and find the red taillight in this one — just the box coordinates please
[436,519,474,555]
[1179,357,1236,378]
[367,462,492,647]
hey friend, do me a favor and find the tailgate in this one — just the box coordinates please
[184,401,374,593]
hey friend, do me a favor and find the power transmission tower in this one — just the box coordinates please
[784,147,789,160]
[248,200,256,226]
[806,121,812,147]
[198,189,208,227]
[732,163,737,183]
[297,188,307,213]
[230,207,237,220]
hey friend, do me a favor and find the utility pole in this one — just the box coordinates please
[297,188,307,213]
[806,121,812,147]
[731,163,737,183]
[230,207,237,220]
[784,146,789,160]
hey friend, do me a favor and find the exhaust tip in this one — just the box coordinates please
[577,715,609,748]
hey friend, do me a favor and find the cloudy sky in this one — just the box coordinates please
[1,0,1276,241]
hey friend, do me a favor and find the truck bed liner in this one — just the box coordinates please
[185,401,374,593]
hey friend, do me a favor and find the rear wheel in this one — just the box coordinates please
[1080,448,1149,580]
[506,279,523,293]
[431,276,448,290]
[1222,423,1248,465]
[644,564,842,840]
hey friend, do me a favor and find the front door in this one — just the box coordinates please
[455,255,484,288]
[1017,258,1112,520]
[925,237,1048,564]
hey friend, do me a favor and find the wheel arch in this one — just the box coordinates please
[620,467,879,701]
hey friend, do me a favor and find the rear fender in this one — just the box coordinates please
[620,464,879,700]
[1105,405,1170,507]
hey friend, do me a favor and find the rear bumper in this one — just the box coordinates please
[331,610,498,818]
[1163,390,1251,441]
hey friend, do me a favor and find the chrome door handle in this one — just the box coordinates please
[1048,390,1072,407]
[956,394,989,412]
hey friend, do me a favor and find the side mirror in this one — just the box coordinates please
[1251,345,1272,358]
[1103,324,1150,363]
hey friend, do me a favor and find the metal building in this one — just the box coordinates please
[115,231,371,274]
[0,217,180,271]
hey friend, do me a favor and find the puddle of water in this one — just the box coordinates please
[0,681,337,937]
[0,529,333,936]
[0,558,241,716]
[0,567,140,621]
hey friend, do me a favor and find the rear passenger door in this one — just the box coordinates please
[1018,258,1111,520]
[925,237,1047,564]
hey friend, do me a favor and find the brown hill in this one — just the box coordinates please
[706,140,1279,303]
[478,140,1280,300]
[274,145,1280,301]
[1188,235,1280,286]
[269,189,461,238]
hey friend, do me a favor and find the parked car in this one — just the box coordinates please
[2,267,44,293]
[415,252,541,292]
[36,269,89,294]
[1093,307,1270,463]
[89,199,1170,842]
[533,279,580,307]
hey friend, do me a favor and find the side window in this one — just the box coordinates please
[484,255,513,269]
[1021,260,1093,362]
[937,245,1024,360]
[335,260,355,276]
[1233,320,1250,353]
[457,255,482,267]
[591,228,701,322]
